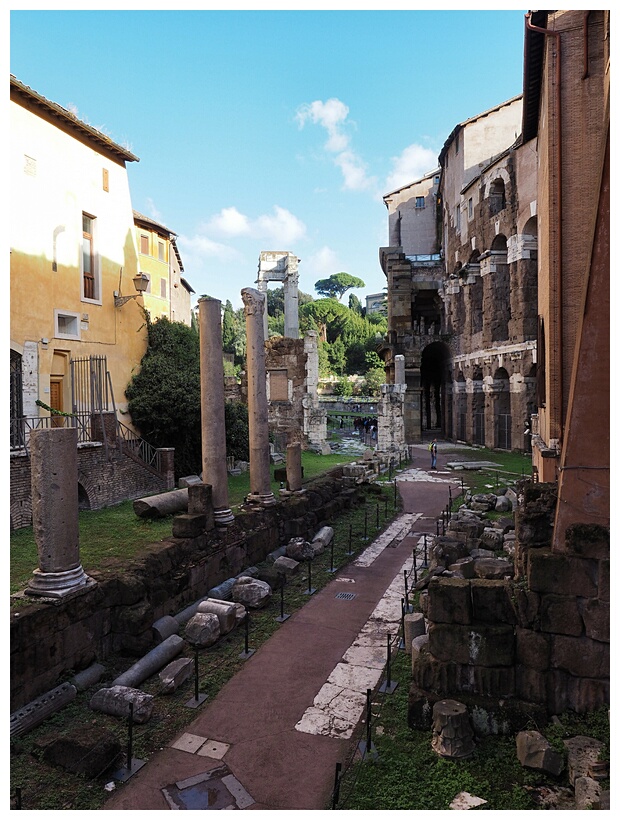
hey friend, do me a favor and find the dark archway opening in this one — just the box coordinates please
[420,342,451,434]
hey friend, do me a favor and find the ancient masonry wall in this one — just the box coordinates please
[10,474,358,711]
[10,444,174,531]
[409,483,609,729]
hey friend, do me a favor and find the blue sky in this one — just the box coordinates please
[9,6,527,310]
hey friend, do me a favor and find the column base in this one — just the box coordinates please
[246,491,277,507]
[214,507,235,527]
[26,565,96,599]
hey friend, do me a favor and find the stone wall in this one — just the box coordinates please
[409,482,609,731]
[10,473,357,711]
[10,443,174,531]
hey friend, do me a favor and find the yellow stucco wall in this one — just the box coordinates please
[10,95,147,423]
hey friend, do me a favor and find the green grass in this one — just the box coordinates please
[10,481,403,811]
[10,450,358,597]
[441,447,533,510]
[334,643,609,811]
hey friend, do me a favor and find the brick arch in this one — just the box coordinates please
[10,496,32,531]
[77,470,99,511]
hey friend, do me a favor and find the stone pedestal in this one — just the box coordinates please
[394,354,405,385]
[242,287,276,506]
[377,383,407,455]
[26,427,95,598]
[199,297,234,526]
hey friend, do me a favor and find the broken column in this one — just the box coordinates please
[199,296,234,526]
[242,287,276,506]
[286,441,303,492]
[394,354,405,385]
[302,330,329,450]
[26,427,95,598]
[283,256,300,339]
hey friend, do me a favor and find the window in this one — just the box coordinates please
[140,234,149,255]
[468,198,473,219]
[269,370,289,401]
[158,241,165,262]
[55,310,80,339]
[434,175,440,185]
[161,278,167,298]
[415,196,425,209]
[82,213,97,300]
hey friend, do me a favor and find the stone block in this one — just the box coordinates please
[527,550,598,598]
[598,559,609,602]
[185,612,221,648]
[71,662,106,692]
[516,730,564,775]
[473,557,514,580]
[565,523,609,560]
[551,635,609,679]
[540,594,583,636]
[547,670,610,715]
[403,613,425,654]
[90,686,154,723]
[172,513,206,539]
[563,736,606,787]
[515,665,547,704]
[159,657,194,693]
[273,556,300,576]
[407,682,435,730]
[113,634,185,688]
[197,599,238,634]
[582,599,609,642]
[428,622,515,667]
[515,627,550,671]
[575,777,603,810]
[426,577,472,624]
[152,615,180,644]
[39,725,121,777]
[470,579,517,625]
[179,475,202,488]
[11,683,77,738]
[480,527,504,550]
[232,577,272,609]
[449,558,476,578]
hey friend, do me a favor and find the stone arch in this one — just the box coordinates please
[420,341,451,434]
[490,235,510,342]
[77,470,98,511]
[493,367,511,449]
[467,250,483,335]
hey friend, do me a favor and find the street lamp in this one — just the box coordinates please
[114,272,149,307]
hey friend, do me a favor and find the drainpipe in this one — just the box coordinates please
[525,11,563,443]
[582,11,591,80]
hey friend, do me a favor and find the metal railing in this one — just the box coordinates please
[10,413,93,452]
[116,421,162,473]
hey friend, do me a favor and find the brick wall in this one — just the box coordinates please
[10,442,174,530]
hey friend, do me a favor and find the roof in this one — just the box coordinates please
[180,277,195,294]
[438,94,523,167]
[383,167,441,201]
[10,75,139,164]
[133,209,176,237]
[522,11,549,143]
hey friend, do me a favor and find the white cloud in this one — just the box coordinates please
[296,97,374,191]
[385,143,439,193]
[178,233,242,264]
[145,197,163,223]
[305,246,339,277]
[206,206,250,237]
[205,205,306,246]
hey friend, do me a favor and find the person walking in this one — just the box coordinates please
[429,438,438,469]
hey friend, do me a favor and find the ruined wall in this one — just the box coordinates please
[409,482,609,730]
[10,443,174,530]
[265,336,306,445]
[10,473,357,711]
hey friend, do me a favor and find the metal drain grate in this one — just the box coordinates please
[335,592,356,601]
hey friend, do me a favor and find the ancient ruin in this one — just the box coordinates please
[256,251,300,339]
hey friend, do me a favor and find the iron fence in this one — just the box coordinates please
[495,413,512,450]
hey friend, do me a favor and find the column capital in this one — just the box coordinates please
[241,287,265,317]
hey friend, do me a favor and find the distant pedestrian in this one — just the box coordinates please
[429,439,438,469]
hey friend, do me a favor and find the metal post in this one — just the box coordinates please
[332,762,342,810]
[239,612,255,659]
[422,534,428,569]
[365,689,372,749]
[376,503,380,529]
[276,575,290,621]
[413,553,418,583]
[304,559,316,595]
[403,570,409,612]
[194,651,199,703]
[384,497,388,520]
[399,598,406,650]
[380,634,398,694]
[127,702,134,773]
[327,537,336,573]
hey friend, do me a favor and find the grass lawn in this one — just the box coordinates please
[10,449,359,596]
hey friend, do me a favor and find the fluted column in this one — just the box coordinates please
[199,297,234,526]
[242,287,276,505]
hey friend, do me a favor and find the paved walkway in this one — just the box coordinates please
[104,445,460,811]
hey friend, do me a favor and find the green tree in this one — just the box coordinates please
[126,315,249,478]
[328,337,347,376]
[360,366,386,397]
[348,293,364,315]
[222,300,236,355]
[314,272,366,301]
[333,377,354,397]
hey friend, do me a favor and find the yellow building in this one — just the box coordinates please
[10,75,147,442]
[133,211,194,326]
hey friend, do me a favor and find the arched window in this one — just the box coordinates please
[489,178,506,216]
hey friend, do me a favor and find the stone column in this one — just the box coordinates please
[286,441,303,492]
[394,354,405,386]
[256,279,269,341]
[26,427,95,598]
[242,287,276,506]
[199,297,234,526]
[283,258,300,339]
